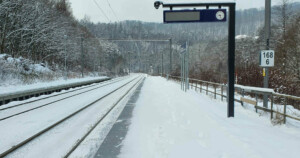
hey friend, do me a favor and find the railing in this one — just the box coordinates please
[168,75,300,124]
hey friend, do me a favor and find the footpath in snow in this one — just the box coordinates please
[118,76,300,158]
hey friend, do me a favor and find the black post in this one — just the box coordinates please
[227,4,235,117]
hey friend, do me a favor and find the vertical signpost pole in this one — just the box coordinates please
[227,4,235,117]
[263,0,271,108]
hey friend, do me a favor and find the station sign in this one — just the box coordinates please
[164,9,226,23]
[259,50,275,67]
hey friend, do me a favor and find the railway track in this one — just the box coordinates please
[0,75,144,157]
[0,76,127,111]
[0,76,130,121]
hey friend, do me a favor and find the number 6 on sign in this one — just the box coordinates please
[260,50,275,67]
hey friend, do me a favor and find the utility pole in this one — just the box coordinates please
[80,35,84,78]
[128,51,131,74]
[64,35,67,80]
[263,0,271,108]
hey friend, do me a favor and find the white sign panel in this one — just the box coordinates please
[260,50,275,67]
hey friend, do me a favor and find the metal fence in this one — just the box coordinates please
[168,75,300,124]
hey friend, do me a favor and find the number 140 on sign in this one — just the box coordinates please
[260,50,275,67]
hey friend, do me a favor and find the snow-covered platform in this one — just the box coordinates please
[98,76,300,158]
[94,79,144,158]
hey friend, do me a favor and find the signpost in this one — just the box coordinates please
[155,1,236,117]
[263,0,272,108]
[164,9,226,23]
[260,50,275,67]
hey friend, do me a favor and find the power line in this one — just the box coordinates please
[93,0,111,22]
[98,39,170,42]
[106,0,120,22]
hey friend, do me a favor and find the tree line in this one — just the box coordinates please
[0,0,125,79]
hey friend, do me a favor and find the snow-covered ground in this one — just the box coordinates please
[119,76,300,158]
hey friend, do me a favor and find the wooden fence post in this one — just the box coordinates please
[206,83,208,95]
[271,94,274,120]
[255,94,258,113]
[200,83,202,93]
[221,85,223,101]
[214,86,216,99]
[284,97,287,124]
[241,89,244,106]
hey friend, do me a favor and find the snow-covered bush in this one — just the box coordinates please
[0,54,55,86]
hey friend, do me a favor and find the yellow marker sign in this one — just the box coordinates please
[263,68,266,77]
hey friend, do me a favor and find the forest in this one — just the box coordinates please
[0,0,299,96]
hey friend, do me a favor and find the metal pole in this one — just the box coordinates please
[185,41,189,91]
[227,4,236,117]
[181,55,183,90]
[187,41,189,89]
[161,49,163,76]
[183,54,186,91]
[169,38,172,74]
[263,0,271,108]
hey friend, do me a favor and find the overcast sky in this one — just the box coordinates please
[69,0,299,23]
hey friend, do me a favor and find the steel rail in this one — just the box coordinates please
[64,76,144,157]
[0,75,141,157]
[0,77,129,121]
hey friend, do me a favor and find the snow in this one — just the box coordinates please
[0,54,6,59]
[0,76,108,95]
[235,34,248,39]
[118,76,300,158]
[235,84,275,93]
